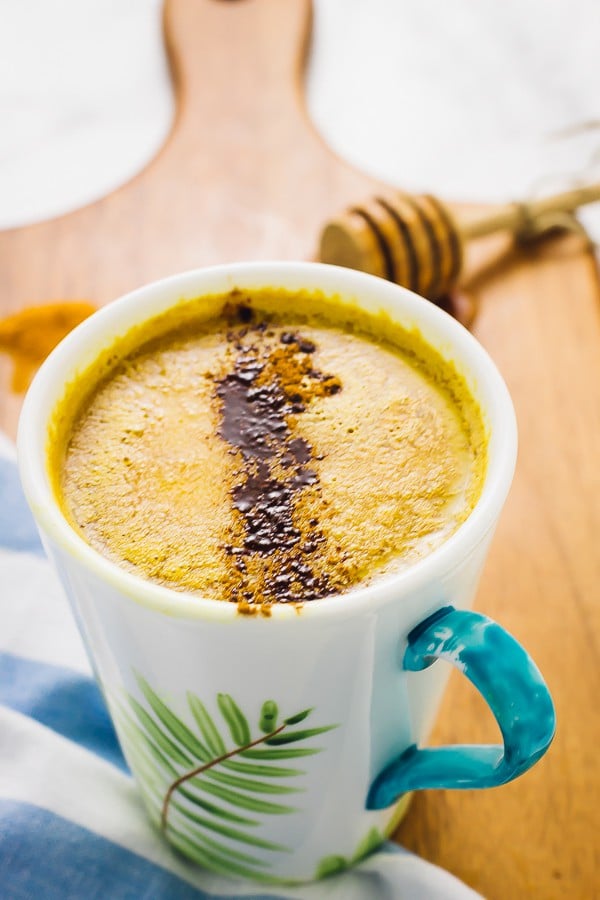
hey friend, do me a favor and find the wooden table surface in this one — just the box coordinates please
[1,2,598,897]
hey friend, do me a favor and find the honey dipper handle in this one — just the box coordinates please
[460,183,600,241]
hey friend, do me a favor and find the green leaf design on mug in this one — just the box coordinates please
[265,726,337,745]
[240,746,322,760]
[283,707,313,725]
[259,700,278,733]
[217,693,251,745]
[314,827,384,880]
[188,693,227,756]
[116,672,338,877]
[315,854,348,879]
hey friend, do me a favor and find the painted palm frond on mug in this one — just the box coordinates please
[113,673,337,879]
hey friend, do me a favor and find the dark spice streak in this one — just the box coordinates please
[215,309,342,605]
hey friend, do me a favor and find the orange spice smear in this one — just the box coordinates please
[0,302,96,392]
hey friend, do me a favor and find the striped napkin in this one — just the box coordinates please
[0,431,480,899]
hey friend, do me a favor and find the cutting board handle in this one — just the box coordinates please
[164,0,313,134]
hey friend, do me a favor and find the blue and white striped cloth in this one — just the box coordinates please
[0,432,479,899]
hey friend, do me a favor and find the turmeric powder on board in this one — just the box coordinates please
[0,302,96,392]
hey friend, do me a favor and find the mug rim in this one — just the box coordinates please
[17,261,517,622]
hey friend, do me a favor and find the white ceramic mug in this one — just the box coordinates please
[18,262,555,885]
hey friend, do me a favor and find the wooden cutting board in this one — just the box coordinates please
[1,1,598,896]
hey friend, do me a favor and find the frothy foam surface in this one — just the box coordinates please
[55,290,487,610]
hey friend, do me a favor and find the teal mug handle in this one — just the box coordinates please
[367,606,556,809]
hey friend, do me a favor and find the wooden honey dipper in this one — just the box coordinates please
[319,183,600,300]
